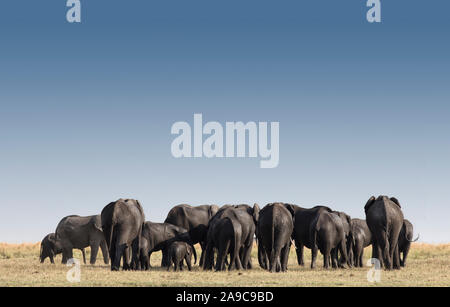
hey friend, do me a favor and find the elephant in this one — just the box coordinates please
[364,195,404,270]
[310,208,349,269]
[40,233,63,264]
[52,215,109,265]
[288,204,332,267]
[204,206,243,271]
[257,203,295,273]
[398,219,419,267]
[349,218,372,267]
[331,211,352,268]
[166,241,197,272]
[101,198,145,271]
[204,204,259,271]
[164,204,219,266]
[139,221,192,270]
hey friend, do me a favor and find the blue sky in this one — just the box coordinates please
[0,1,449,243]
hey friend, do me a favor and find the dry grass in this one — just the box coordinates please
[0,243,449,287]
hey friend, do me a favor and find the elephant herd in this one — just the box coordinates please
[40,196,418,273]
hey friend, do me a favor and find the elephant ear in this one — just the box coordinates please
[252,203,260,225]
[284,203,297,221]
[364,196,376,213]
[208,205,219,219]
[390,197,401,208]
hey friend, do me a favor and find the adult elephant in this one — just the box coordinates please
[350,218,372,267]
[101,198,145,271]
[364,195,404,270]
[164,204,219,266]
[204,204,259,271]
[204,207,242,271]
[257,203,295,272]
[310,208,349,269]
[51,215,109,265]
[139,222,194,270]
[398,219,419,267]
[288,205,331,267]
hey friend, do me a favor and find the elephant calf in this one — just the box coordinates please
[166,241,197,272]
[350,219,372,267]
[398,219,419,267]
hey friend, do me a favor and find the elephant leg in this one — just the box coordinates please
[258,241,268,270]
[140,251,149,271]
[402,243,411,267]
[198,242,205,267]
[179,260,184,271]
[331,249,338,269]
[281,243,290,272]
[296,241,305,266]
[81,249,87,265]
[358,247,364,268]
[204,242,215,270]
[161,248,170,267]
[338,240,349,268]
[185,255,192,271]
[311,245,318,269]
[100,240,109,265]
[123,246,132,270]
[378,234,391,270]
[242,244,253,271]
[49,253,55,264]
[217,240,230,272]
[393,244,401,270]
[90,244,99,265]
[62,248,73,264]
[269,246,281,273]
[324,250,331,270]
[111,243,125,271]
[174,258,179,272]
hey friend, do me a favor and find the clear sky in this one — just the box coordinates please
[0,1,449,243]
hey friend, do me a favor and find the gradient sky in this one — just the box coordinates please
[0,1,449,243]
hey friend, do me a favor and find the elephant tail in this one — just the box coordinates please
[270,211,275,262]
[191,244,197,265]
[230,218,241,269]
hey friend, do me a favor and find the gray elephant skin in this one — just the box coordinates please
[310,208,349,269]
[398,219,418,267]
[349,218,372,267]
[166,241,197,272]
[364,195,404,270]
[331,211,352,268]
[164,204,219,266]
[139,221,193,270]
[204,204,259,271]
[40,233,63,264]
[41,215,109,265]
[257,203,294,273]
[101,198,145,271]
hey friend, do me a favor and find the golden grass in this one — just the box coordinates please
[0,243,449,287]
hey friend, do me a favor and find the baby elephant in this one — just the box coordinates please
[166,241,197,272]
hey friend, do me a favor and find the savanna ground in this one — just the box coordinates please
[0,243,449,287]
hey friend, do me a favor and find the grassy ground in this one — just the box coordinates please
[0,242,449,287]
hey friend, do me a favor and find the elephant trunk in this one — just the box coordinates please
[191,244,197,265]
[407,234,420,243]
[39,244,44,263]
